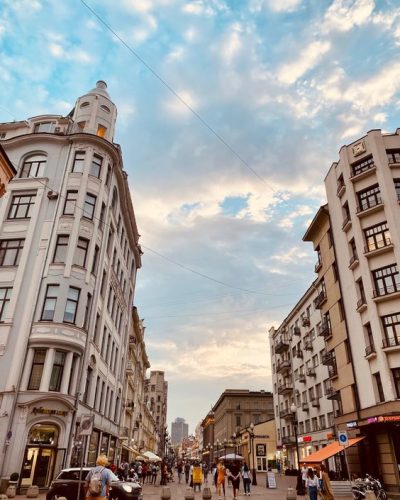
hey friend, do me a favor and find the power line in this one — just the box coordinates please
[78,0,275,191]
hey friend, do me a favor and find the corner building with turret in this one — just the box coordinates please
[0,81,142,487]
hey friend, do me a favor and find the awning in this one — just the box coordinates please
[302,436,365,464]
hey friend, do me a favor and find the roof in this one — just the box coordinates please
[302,436,365,464]
[0,143,17,174]
[302,204,329,242]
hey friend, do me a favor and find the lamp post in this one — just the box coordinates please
[248,422,257,486]
[232,432,237,460]
[290,403,305,495]
[223,438,227,459]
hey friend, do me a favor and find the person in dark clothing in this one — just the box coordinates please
[229,462,241,500]
[184,462,190,484]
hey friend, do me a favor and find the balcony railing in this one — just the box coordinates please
[342,214,351,230]
[382,337,400,349]
[315,260,322,273]
[282,436,296,446]
[295,349,303,359]
[350,159,375,178]
[349,253,359,267]
[306,367,316,377]
[365,344,376,357]
[337,181,346,196]
[301,402,309,411]
[276,359,292,373]
[304,339,313,351]
[277,381,293,395]
[280,408,294,420]
[356,196,382,214]
[317,321,331,339]
[298,373,306,383]
[356,294,367,310]
[326,387,339,400]
[311,397,320,408]
[275,337,290,354]
[302,316,310,327]
[321,351,335,365]
[293,326,301,336]
[314,290,327,309]
[373,284,400,298]
[328,362,338,379]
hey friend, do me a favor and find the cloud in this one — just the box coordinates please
[266,0,302,13]
[164,90,199,115]
[220,23,242,65]
[277,41,331,85]
[322,0,375,33]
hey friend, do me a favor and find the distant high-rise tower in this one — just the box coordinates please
[171,417,189,445]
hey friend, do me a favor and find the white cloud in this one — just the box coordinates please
[220,23,242,65]
[322,0,374,33]
[266,0,302,13]
[49,43,64,58]
[271,246,311,264]
[277,41,331,85]
[164,90,199,115]
[182,1,215,16]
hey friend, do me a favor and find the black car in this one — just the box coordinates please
[46,468,142,500]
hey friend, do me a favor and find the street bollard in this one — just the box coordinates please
[364,492,377,500]
[287,487,297,500]
[5,485,16,498]
[161,486,171,500]
[0,494,8,500]
[184,487,195,500]
[26,486,39,498]
[202,486,212,500]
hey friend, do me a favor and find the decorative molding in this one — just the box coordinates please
[352,140,366,157]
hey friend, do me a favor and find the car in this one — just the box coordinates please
[46,467,142,500]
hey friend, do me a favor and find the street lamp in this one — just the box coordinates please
[232,432,237,460]
[223,438,227,459]
[249,422,257,486]
[290,403,305,495]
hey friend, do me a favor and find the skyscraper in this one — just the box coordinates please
[171,417,189,445]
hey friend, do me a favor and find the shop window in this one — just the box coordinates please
[28,424,58,445]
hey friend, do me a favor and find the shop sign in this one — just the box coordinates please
[32,407,68,416]
[298,436,312,443]
[256,444,266,456]
[367,415,400,424]
[347,421,358,428]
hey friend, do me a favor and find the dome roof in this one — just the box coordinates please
[87,80,111,99]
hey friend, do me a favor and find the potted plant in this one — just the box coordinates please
[9,472,19,484]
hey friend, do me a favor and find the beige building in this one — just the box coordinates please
[323,129,400,491]
[239,419,277,473]
[0,144,16,197]
[144,370,168,457]
[212,389,274,457]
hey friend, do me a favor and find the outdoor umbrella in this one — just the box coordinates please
[143,451,162,461]
[219,453,244,460]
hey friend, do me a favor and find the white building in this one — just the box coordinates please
[269,282,336,470]
[0,81,142,486]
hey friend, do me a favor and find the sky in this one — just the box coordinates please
[1,0,400,433]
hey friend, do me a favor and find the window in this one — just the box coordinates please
[382,313,400,347]
[53,235,69,263]
[83,193,96,220]
[392,368,400,398]
[319,415,326,429]
[97,125,107,138]
[106,166,112,186]
[394,179,400,201]
[100,270,107,297]
[41,284,59,321]
[64,287,80,324]
[357,184,382,212]
[91,245,99,275]
[90,154,103,178]
[34,122,52,133]
[0,287,12,320]
[83,366,93,404]
[0,239,24,266]
[28,349,46,390]
[83,293,92,330]
[235,415,241,427]
[337,173,345,191]
[21,154,46,178]
[349,238,357,262]
[316,383,322,398]
[73,237,89,268]
[342,202,350,226]
[356,278,366,307]
[351,155,374,177]
[100,203,106,226]
[312,417,318,432]
[8,194,36,219]
[305,420,311,433]
[49,351,66,392]
[71,151,85,173]
[387,149,400,164]
[373,264,400,297]
[364,221,391,252]
[63,190,78,216]
[374,372,385,402]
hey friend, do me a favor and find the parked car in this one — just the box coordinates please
[46,468,142,500]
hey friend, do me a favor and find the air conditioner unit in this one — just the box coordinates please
[47,190,59,200]
[54,126,64,135]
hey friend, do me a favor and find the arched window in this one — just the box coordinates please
[20,154,47,178]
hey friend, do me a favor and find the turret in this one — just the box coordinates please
[72,80,117,142]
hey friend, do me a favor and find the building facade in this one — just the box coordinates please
[171,417,189,445]
[238,419,277,473]
[269,283,336,470]
[144,370,168,457]
[0,81,142,486]
[0,144,16,197]
[323,129,400,490]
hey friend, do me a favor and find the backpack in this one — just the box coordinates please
[89,467,104,496]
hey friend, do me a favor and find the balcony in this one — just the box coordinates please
[337,182,346,197]
[356,197,384,218]
[317,321,332,340]
[306,367,316,377]
[282,436,296,446]
[276,359,292,374]
[315,260,322,273]
[277,381,293,395]
[302,316,310,327]
[350,160,376,181]
[314,290,327,309]
[311,397,320,408]
[373,285,400,302]
[280,408,294,420]
[328,362,338,379]
[275,337,290,354]
[298,373,306,383]
[364,239,393,258]
[356,294,367,313]
[349,252,359,270]
[302,402,309,412]
[342,215,352,232]
[382,337,400,350]
[304,339,313,351]
[322,351,335,365]
[295,349,303,359]
[293,326,301,336]
[326,387,339,400]
[365,344,376,358]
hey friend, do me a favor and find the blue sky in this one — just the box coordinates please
[2,0,400,432]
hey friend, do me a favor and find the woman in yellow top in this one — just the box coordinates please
[319,464,334,500]
[217,460,226,499]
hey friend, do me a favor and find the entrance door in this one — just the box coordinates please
[21,448,39,487]
[21,447,56,487]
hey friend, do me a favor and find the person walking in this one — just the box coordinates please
[301,463,308,490]
[319,464,334,500]
[151,464,158,484]
[177,461,183,484]
[216,460,226,499]
[184,461,191,484]
[212,462,218,490]
[241,463,252,496]
[305,468,319,500]
[84,455,115,500]
[229,461,241,500]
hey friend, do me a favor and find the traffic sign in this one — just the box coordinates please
[338,431,348,447]
[78,415,94,436]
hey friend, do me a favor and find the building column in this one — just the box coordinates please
[20,348,35,390]
[60,351,74,394]
[39,348,55,392]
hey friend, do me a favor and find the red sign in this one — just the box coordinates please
[298,436,312,443]
[368,415,400,424]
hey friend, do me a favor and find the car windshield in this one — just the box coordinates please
[57,470,90,480]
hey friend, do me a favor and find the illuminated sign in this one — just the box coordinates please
[32,407,68,416]
[298,436,312,443]
[367,415,400,424]
[347,421,358,428]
